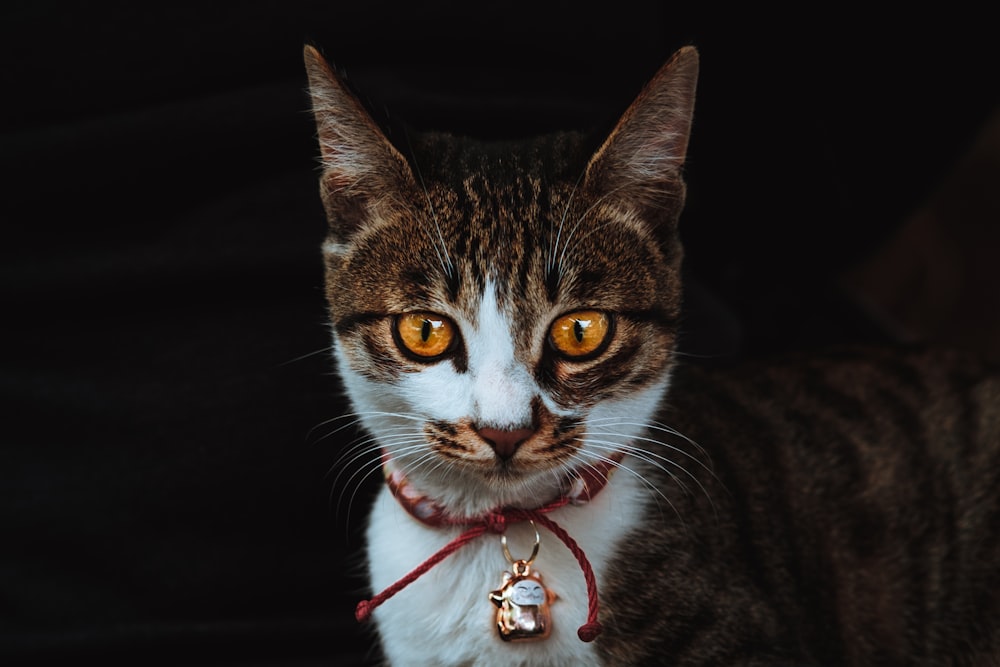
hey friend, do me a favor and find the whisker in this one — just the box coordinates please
[549,167,587,279]
[309,416,371,446]
[276,346,334,367]
[589,424,714,476]
[644,420,714,461]
[567,446,688,534]
[394,447,450,490]
[583,420,719,519]
[582,437,694,499]
[309,410,428,444]
[327,431,425,483]
[330,438,429,521]
[317,410,432,523]
[405,130,454,280]
[556,182,633,275]
[586,417,714,470]
[332,451,385,522]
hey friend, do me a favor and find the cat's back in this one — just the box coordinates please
[678,345,1000,475]
[599,345,1000,666]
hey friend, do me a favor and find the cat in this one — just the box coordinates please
[304,44,1000,666]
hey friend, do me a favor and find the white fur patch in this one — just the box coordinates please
[346,281,541,435]
[367,463,649,666]
[463,282,536,429]
[335,282,675,665]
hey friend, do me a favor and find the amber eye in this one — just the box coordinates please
[548,310,613,359]
[394,312,456,359]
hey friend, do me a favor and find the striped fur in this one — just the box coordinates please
[599,346,1000,665]
[305,44,1000,666]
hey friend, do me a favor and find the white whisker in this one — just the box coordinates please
[549,167,587,279]
[276,346,335,367]
[589,423,713,475]
[556,182,634,275]
[584,418,719,519]
[568,445,688,534]
[405,132,454,280]
[583,437,693,498]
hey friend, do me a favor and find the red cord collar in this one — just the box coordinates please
[355,452,624,642]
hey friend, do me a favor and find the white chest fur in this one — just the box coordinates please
[364,469,647,667]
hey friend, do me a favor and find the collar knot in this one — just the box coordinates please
[484,512,507,534]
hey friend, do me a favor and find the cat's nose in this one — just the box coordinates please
[475,425,536,460]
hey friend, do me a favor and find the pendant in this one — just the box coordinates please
[489,521,556,642]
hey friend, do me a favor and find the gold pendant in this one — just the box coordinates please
[489,521,556,642]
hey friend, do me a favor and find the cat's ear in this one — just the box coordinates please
[304,45,416,243]
[584,46,699,222]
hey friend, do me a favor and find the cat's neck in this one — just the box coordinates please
[362,449,636,644]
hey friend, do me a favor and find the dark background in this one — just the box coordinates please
[3,3,998,665]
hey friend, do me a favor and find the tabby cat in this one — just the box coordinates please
[304,44,1000,666]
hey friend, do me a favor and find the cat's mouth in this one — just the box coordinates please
[436,444,571,481]
[482,457,538,482]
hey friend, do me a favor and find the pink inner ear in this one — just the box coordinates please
[583,46,698,201]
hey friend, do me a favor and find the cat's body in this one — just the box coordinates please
[305,45,1000,665]
[605,347,1000,665]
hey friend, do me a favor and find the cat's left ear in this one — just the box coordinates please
[584,46,699,222]
[304,45,417,243]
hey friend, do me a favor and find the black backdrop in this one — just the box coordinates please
[4,3,998,665]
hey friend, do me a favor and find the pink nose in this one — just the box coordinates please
[475,426,535,460]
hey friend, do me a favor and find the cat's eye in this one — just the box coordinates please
[548,310,613,360]
[394,312,456,360]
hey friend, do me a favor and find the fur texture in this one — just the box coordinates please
[305,44,1000,666]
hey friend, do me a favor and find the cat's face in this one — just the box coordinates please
[306,47,698,517]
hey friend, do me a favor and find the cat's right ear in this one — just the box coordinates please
[304,46,416,244]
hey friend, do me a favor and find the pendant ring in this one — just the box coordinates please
[501,520,540,565]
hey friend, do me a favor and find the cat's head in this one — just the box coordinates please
[305,46,698,517]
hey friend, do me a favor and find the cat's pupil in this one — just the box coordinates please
[573,320,585,343]
[421,320,432,342]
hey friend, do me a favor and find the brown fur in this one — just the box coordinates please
[305,44,1000,665]
[599,347,1000,665]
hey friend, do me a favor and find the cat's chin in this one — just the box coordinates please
[479,461,561,493]
[402,457,571,519]
[462,458,564,490]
